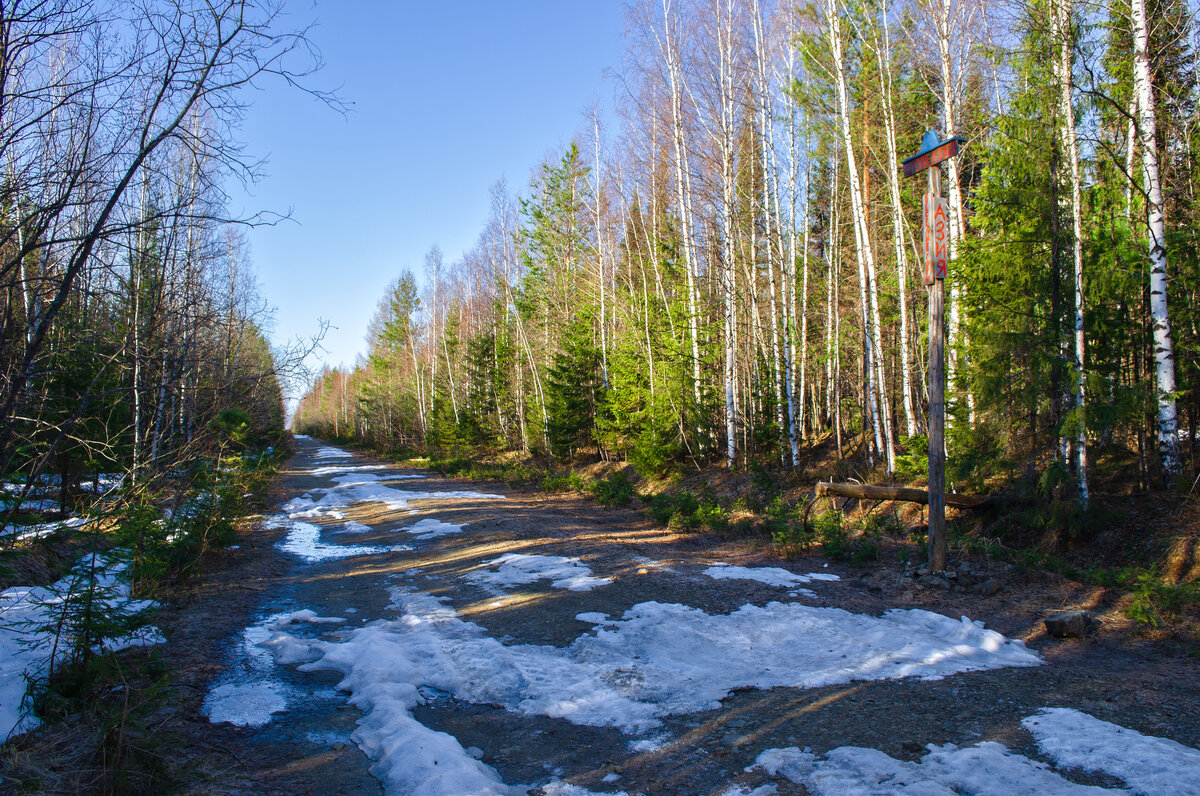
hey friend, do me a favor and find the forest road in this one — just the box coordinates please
[180,436,1200,795]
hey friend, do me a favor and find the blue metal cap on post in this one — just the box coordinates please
[902,130,967,177]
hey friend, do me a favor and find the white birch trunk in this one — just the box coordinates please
[876,0,918,438]
[660,0,704,421]
[752,0,790,464]
[826,0,889,470]
[1052,0,1089,505]
[935,0,974,428]
[1132,0,1182,482]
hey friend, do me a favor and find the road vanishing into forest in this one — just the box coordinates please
[182,437,1200,795]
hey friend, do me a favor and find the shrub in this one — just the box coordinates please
[541,473,585,493]
[590,472,634,507]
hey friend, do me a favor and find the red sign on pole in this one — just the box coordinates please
[923,194,949,285]
[903,139,961,178]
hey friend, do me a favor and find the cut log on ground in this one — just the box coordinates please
[815,481,992,509]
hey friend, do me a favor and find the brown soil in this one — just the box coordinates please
[5,439,1199,795]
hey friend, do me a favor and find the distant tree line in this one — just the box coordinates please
[294,0,1199,501]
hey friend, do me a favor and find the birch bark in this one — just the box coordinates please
[1051,0,1089,505]
[875,0,918,438]
[825,0,890,470]
[1131,0,1182,482]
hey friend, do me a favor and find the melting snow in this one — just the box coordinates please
[283,483,504,521]
[704,563,840,588]
[337,520,374,535]
[402,518,466,539]
[753,708,1200,796]
[3,515,92,541]
[1,555,162,738]
[314,446,353,460]
[275,517,413,562]
[468,553,612,592]
[1024,707,1200,795]
[310,463,391,477]
[204,610,346,727]
[262,586,1042,794]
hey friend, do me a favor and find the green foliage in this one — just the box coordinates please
[1123,572,1198,628]
[589,471,635,507]
[427,455,544,488]
[894,436,927,480]
[212,407,252,445]
[541,473,585,492]
[815,509,848,560]
[692,501,729,532]
[544,313,605,459]
[648,490,700,526]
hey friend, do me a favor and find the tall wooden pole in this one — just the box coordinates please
[927,165,946,571]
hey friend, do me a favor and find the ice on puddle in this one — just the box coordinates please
[275,517,412,562]
[704,563,840,588]
[718,786,778,796]
[1023,707,1200,795]
[468,553,612,592]
[203,613,292,727]
[204,681,287,727]
[402,518,466,539]
[541,784,630,796]
[203,609,348,728]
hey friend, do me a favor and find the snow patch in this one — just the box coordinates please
[468,553,612,592]
[337,520,374,535]
[313,445,353,460]
[753,709,1200,795]
[704,564,840,588]
[275,517,413,562]
[753,743,1114,795]
[282,483,503,521]
[267,589,1041,758]
[1,555,162,738]
[1024,707,1200,795]
[402,518,466,539]
[310,464,391,477]
[272,609,346,627]
[3,515,92,541]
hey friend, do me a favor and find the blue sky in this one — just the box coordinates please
[233,1,626,386]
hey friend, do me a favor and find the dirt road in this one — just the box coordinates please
[180,437,1200,795]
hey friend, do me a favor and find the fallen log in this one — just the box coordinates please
[815,481,992,509]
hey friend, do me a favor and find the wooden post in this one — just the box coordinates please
[927,165,946,571]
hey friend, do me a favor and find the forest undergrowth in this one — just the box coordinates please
[0,439,289,794]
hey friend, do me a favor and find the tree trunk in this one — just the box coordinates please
[1131,0,1181,484]
[1052,0,1088,506]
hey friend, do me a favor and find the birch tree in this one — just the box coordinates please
[1130,0,1182,483]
